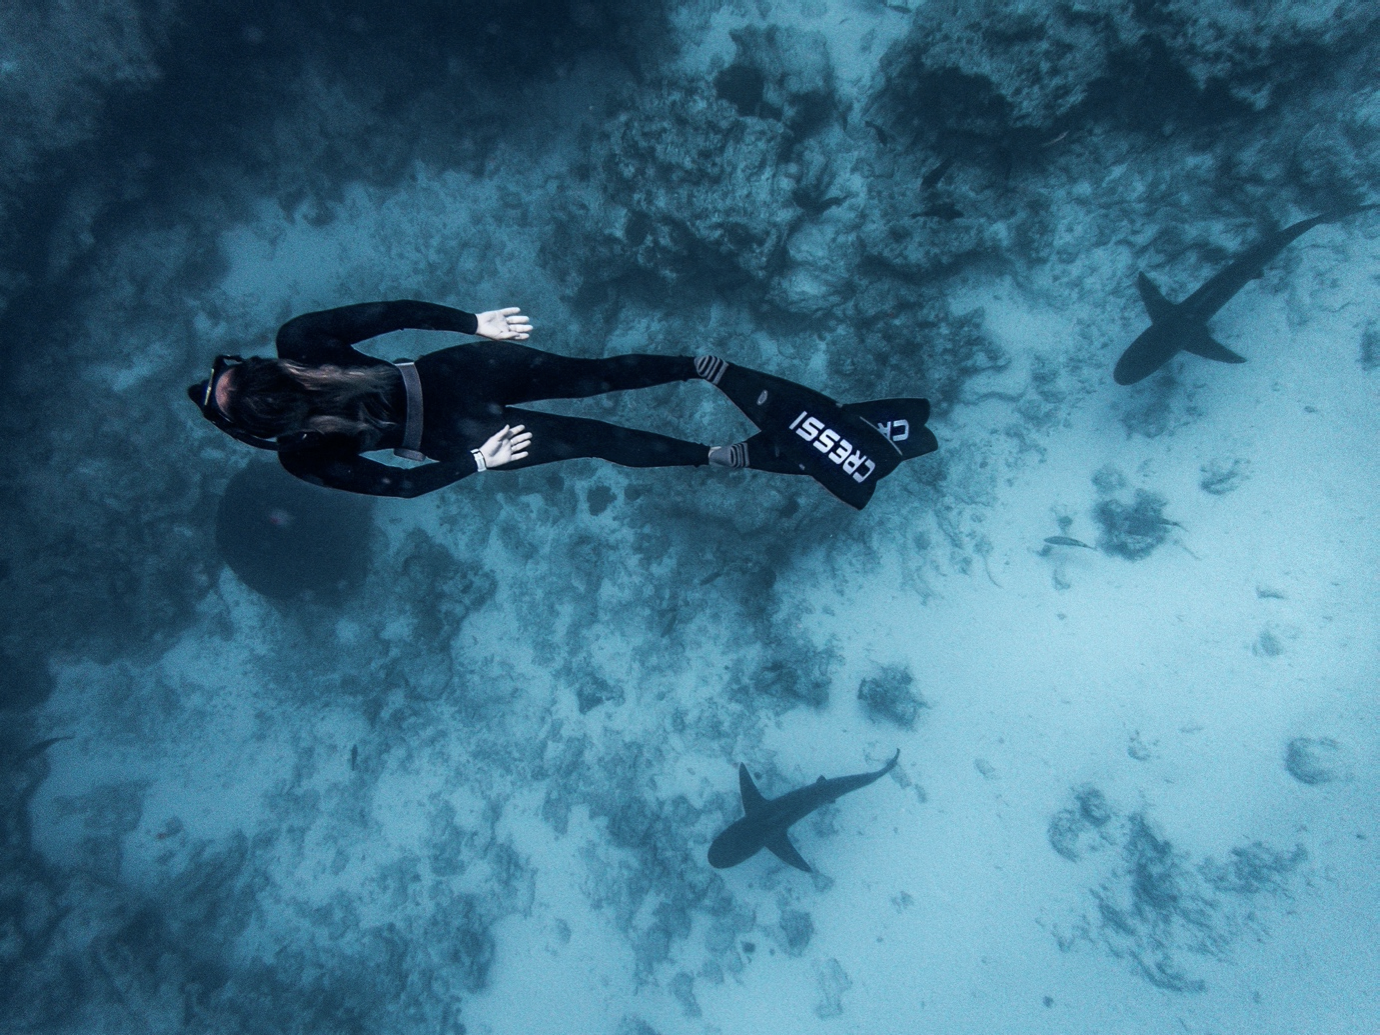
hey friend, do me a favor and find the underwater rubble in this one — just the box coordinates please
[1048,786,1308,993]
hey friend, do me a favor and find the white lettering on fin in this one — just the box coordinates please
[791,409,878,483]
[875,418,910,443]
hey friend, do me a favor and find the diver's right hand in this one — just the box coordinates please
[478,424,531,469]
[475,307,532,340]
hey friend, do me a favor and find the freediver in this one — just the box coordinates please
[188,300,937,509]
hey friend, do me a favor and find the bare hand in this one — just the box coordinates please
[479,424,532,469]
[475,307,532,341]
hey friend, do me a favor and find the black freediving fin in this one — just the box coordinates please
[738,397,937,475]
[707,362,901,510]
[843,398,938,460]
[765,831,813,873]
[1136,272,1176,323]
[1182,332,1247,364]
[739,764,768,815]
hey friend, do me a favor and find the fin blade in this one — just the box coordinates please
[1183,335,1247,364]
[1136,273,1176,323]
[766,832,813,873]
[842,398,938,461]
[739,764,768,815]
[711,364,900,510]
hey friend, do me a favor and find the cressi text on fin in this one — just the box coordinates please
[710,363,900,510]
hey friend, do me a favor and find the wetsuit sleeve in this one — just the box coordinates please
[276,301,481,364]
[280,448,480,498]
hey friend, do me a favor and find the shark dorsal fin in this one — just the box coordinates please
[1136,272,1176,323]
[817,775,826,784]
[766,831,813,873]
[738,764,768,814]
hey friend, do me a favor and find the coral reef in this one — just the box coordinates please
[1199,458,1251,495]
[1091,467,1176,559]
[857,665,927,729]
[1284,736,1345,784]
[1050,787,1308,992]
[875,0,1380,145]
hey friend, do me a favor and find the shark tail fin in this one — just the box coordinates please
[738,764,769,815]
[1183,333,1246,364]
[766,831,813,873]
[1136,272,1176,323]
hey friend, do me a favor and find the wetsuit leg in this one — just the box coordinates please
[485,408,707,470]
[421,342,696,406]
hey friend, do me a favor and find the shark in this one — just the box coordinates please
[707,750,899,872]
[1113,205,1377,385]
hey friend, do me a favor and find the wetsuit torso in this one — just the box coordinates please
[276,301,705,497]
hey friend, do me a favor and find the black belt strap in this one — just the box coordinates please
[393,361,426,460]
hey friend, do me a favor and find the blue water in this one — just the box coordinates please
[2,3,1377,1033]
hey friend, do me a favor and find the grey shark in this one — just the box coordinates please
[707,750,899,872]
[1114,206,1377,385]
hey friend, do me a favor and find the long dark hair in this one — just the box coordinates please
[224,359,400,449]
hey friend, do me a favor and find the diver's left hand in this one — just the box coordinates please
[479,424,531,469]
[475,307,532,341]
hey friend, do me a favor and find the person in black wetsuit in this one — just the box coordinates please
[188,299,745,497]
[189,299,938,507]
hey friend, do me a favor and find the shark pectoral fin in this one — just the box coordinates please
[1183,335,1247,364]
[766,832,813,873]
[739,764,769,815]
[1136,272,1176,323]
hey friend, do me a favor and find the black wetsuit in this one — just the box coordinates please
[275,301,708,497]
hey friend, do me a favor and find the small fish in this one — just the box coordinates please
[911,203,963,221]
[864,119,891,146]
[350,744,358,770]
[921,156,954,190]
[1044,536,1093,549]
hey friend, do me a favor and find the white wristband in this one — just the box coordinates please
[471,448,487,472]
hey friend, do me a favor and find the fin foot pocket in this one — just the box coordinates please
[708,442,750,468]
[695,354,728,385]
